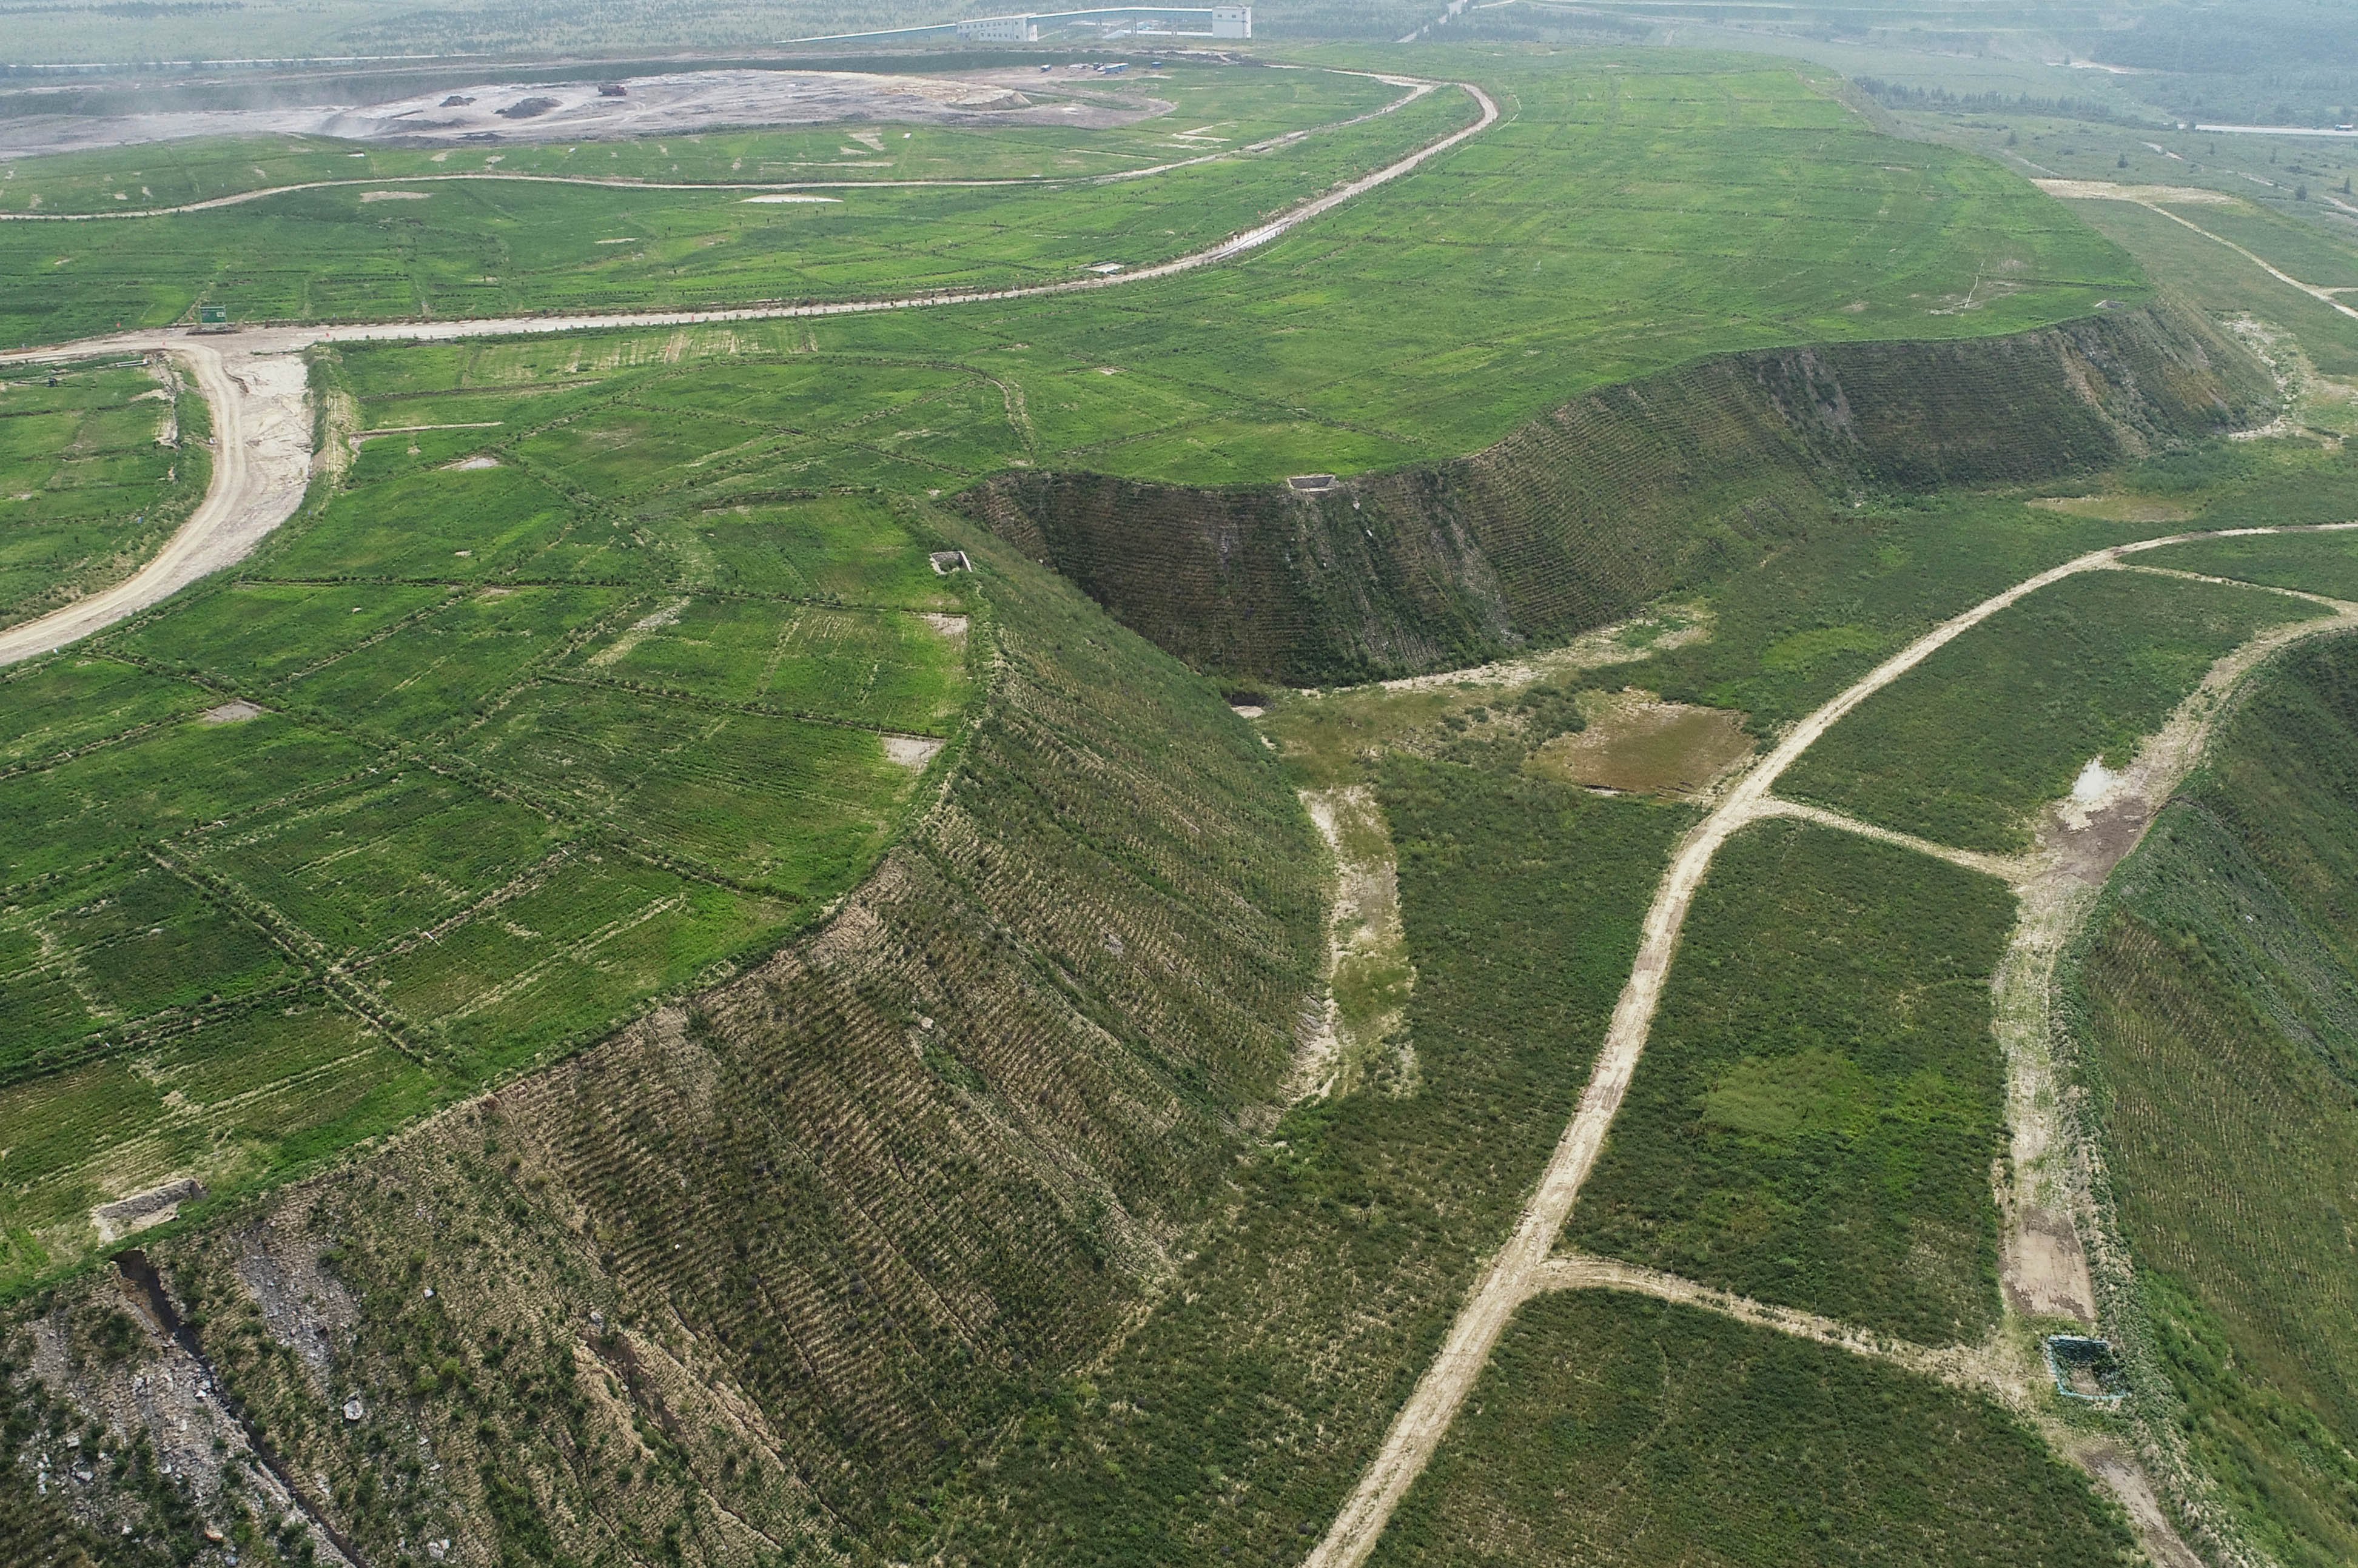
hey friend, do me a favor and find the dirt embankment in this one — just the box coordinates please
[958,301,2275,685]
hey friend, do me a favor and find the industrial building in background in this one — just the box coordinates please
[794,5,1249,45]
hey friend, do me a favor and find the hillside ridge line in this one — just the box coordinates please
[1302,517,2358,1568]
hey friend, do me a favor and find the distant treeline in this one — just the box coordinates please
[1854,77,2140,125]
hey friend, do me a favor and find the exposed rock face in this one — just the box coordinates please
[960,303,2272,683]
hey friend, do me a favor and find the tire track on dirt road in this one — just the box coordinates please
[0,79,1497,665]
[0,341,313,668]
[1303,521,2358,1568]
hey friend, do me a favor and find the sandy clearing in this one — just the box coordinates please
[1371,607,1707,694]
[1525,692,1751,797]
[2033,178,2241,205]
[1304,520,2358,1568]
[0,341,312,668]
[882,734,943,769]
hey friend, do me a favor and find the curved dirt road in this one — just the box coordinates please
[0,341,314,668]
[0,78,1497,665]
[1304,521,2358,1568]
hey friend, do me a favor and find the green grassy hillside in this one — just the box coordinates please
[910,757,1690,1562]
[0,356,209,631]
[1565,819,2014,1344]
[1,513,1327,1566]
[0,340,981,1289]
[1371,1290,2136,1568]
[7,53,2145,497]
[2070,631,2358,1568]
[0,68,1466,347]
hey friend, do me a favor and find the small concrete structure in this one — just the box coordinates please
[1287,474,1337,492]
[930,550,974,574]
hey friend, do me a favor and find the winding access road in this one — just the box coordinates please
[1304,521,2358,1568]
[0,341,314,667]
[0,73,1444,220]
[0,77,1497,668]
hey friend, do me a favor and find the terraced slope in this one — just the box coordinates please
[0,344,987,1289]
[2070,630,2358,1568]
[0,518,1326,1566]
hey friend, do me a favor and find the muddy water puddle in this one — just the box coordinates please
[1527,692,1752,796]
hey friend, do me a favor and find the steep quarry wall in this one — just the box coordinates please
[0,524,1327,1567]
[959,303,2274,684]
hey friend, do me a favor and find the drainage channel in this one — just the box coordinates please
[113,1247,370,1568]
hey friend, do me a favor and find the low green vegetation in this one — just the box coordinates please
[1783,568,2314,853]
[910,757,1690,1562]
[0,69,1463,348]
[1631,443,2354,748]
[1566,818,2014,1345]
[0,338,979,1290]
[1371,1290,2137,1568]
[1254,610,1690,789]
[1640,493,2158,732]
[1883,102,2358,378]
[5,54,2141,495]
[2066,198,2358,377]
[2071,631,2358,1568]
[0,65,1402,215]
[2145,522,2358,603]
[0,355,207,630]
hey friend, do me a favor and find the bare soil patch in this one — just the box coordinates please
[199,699,265,724]
[1294,785,1417,1101]
[2028,494,2196,523]
[91,1176,207,1244]
[1527,692,1752,796]
[2032,179,2241,206]
[882,734,942,769]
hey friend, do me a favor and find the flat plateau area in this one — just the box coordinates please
[0,68,1147,159]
